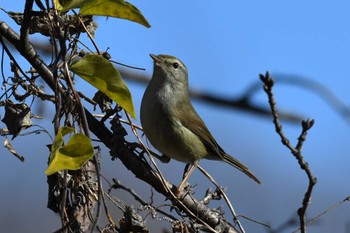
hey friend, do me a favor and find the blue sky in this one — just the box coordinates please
[1,1,350,232]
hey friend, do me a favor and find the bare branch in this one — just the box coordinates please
[20,0,33,44]
[245,73,350,124]
[260,71,317,233]
[292,196,350,233]
[118,68,304,123]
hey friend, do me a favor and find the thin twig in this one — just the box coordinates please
[260,71,317,233]
[100,189,117,230]
[75,12,100,55]
[0,37,31,81]
[110,179,178,222]
[292,196,350,233]
[197,165,245,233]
[93,113,144,131]
[124,111,172,196]
[111,59,146,71]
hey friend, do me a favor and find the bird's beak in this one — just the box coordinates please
[149,54,162,65]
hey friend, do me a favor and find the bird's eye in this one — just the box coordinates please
[172,62,179,69]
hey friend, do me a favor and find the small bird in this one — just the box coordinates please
[140,54,261,192]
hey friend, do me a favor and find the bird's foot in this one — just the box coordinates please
[159,154,171,163]
[174,183,191,197]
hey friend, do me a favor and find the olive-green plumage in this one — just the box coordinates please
[140,54,261,184]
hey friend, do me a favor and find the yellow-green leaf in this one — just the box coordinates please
[49,126,75,162]
[55,0,85,11]
[55,0,150,28]
[70,54,136,118]
[80,0,150,28]
[46,127,94,175]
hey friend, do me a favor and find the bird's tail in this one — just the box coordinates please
[222,153,262,184]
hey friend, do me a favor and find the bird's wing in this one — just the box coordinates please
[177,101,262,184]
[176,101,224,157]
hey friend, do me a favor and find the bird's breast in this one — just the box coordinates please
[141,86,207,163]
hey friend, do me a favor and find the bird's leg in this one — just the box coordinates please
[182,163,191,180]
[175,164,196,195]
